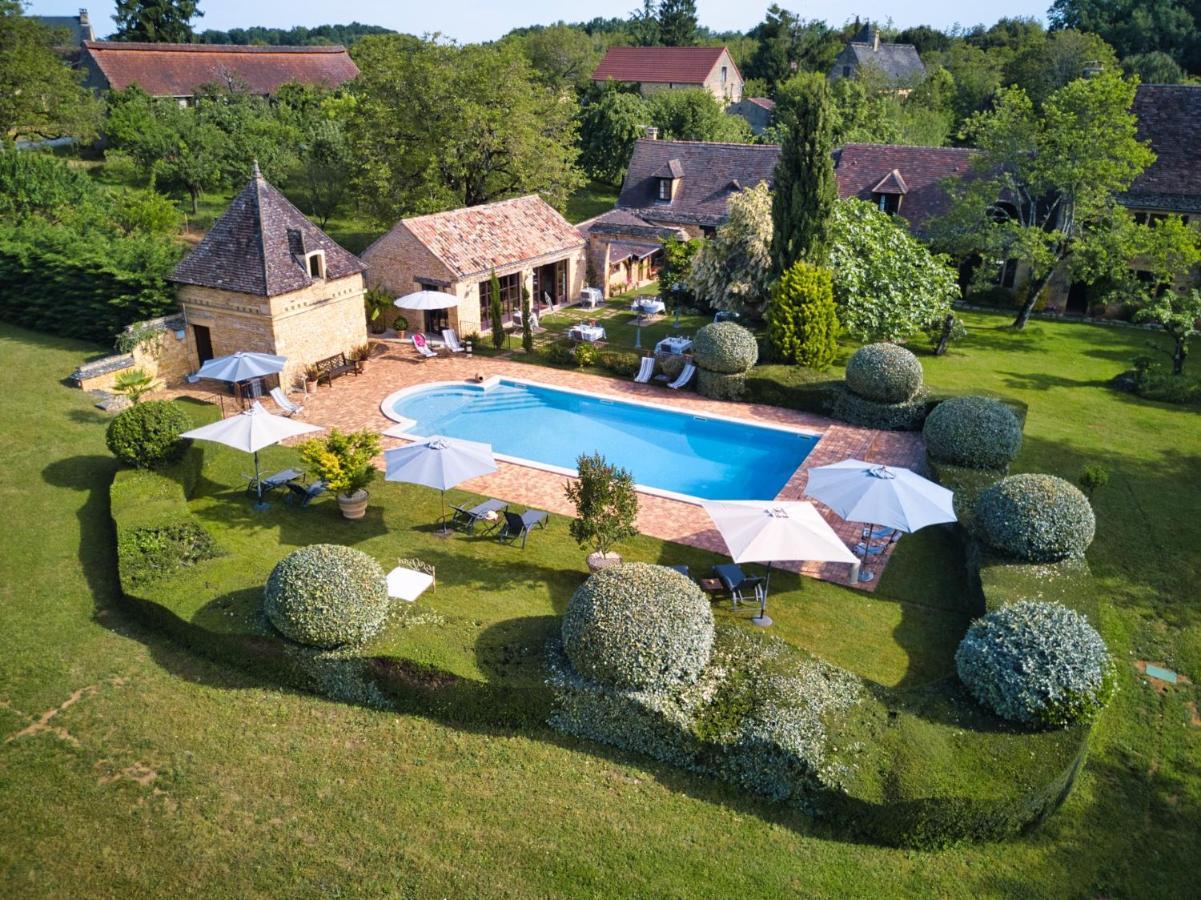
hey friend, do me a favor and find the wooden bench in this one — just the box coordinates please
[313,352,357,387]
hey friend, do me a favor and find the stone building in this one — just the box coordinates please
[577,209,687,296]
[591,46,743,105]
[728,97,775,135]
[169,165,367,389]
[827,23,925,87]
[360,196,585,336]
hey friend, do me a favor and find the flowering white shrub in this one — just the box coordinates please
[845,343,924,402]
[562,563,715,691]
[955,601,1114,727]
[975,474,1096,562]
[264,544,389,648]
[924,396,1023,470]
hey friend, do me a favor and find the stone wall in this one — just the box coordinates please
[72,314,194,392]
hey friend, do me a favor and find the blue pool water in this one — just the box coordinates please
[388,379,818,500]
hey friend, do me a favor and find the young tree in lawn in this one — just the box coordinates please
[688,182,774,319]
[830,199,959,342]
[767,260,839,368]
[769,72,837,276]
[112,0,203,42]
[564,452,639,564]
[521,285,534,353]
[1135,289,1201,375]
[578,87,649,185]
[936,72,1154,329]
[489,270,505,350]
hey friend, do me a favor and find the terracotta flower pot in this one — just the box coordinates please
[587,551,622,574]
[337,490,369,520]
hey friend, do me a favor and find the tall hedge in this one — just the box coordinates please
[767,260,839,367]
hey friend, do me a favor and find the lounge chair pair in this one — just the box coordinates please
[632,359,695,389]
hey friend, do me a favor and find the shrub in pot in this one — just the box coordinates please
[263,543,389,648]
[974,473,1095,562]
[563,452,638,570]
[923,396,1023,470]
[562,563,714,691]
[844,343,923,402]
[955,600,1114,728]
[105,400,191,468]
[300,428,381,520]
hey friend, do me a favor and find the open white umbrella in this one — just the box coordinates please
[393,290,458,311]
[195,351,287,383]
[384,435,497,534]
[804,459,956,582]
[701,500,858,626]
[181,401,321,507]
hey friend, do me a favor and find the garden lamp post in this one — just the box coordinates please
[634,313,643,350]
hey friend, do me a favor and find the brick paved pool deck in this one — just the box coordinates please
[165,346,926,590]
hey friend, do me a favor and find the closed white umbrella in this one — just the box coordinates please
[393,290,458,311]
[701,500,858,626]
[384,435,497,534]
[804,459,956,582]
[196,351,288,383]
[181,401,321,507]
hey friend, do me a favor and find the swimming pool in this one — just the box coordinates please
[381,378,819,501]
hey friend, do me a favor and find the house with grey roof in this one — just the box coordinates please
[828,23,925,87]
[31,8,95,49]
[170,163,367,389]
[1119,84,1201,220]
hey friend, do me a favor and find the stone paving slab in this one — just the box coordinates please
[163,348,926,590]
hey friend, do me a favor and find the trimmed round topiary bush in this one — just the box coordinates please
[105,400,191,468]
[956,600,1114,728]
[845,343,923,403]
[975,474,1096,562]
[263,544,389,648]
[655,351,688,380]
[692,322,759,374]
[829,384,931,431]
[696,368,747,401]
[562,562,715,692]
[924,396,1023,470]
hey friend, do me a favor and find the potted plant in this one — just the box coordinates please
[300,429,381,520]
[564,452,639,572]
[350,343,372,373]
[303,364,320,394]
[364,288,393,335]
[394,315,408,339]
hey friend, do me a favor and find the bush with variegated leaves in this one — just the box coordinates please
[264,544,389,648]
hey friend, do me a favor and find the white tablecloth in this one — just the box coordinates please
[655,336,692,355]
[570,324,607,342]
[580,288,604,308]
[631,298,666,315]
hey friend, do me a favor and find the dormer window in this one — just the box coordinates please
[657,178,673,201]
[653,158,684,204]
[306,250,326,280]
[870,169,907,217]
[875,193,901,214]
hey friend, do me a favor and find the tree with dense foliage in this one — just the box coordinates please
[745,6,840,93]
[770,73,836,276]
[645,88,749,142]
[521,286,534,353]
[0,3,101,141]
[935,72,1155,329]
[112,0,203,42]
[657,235,702,306]
[1135,289,1201,375]
[197,22,393,46]
[829,199,959,342]
[656,0,698,47]
[689,183,774,319]
[1050,0,1201,74]
[349,35,582,222]
[578,87,649,185]
[1003,29,1119,107]
[518,24,602,93]
[766,260,839,367]
[563,452,639,560]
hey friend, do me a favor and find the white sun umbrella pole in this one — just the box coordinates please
[180,401,321,508]
[804,459,956,582]
[383,435,497,535]
[701,500,858,626]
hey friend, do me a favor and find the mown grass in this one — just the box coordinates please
[1,312,1198,896]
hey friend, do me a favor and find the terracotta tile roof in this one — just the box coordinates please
[171,167,365,296]
[395,195,584,280]
[833,143,978,234]
[617,139,781,227]
[80,40,358,97]
[592,46,734,85]
[1121,84,1201,214]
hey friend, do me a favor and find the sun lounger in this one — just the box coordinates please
[634,356,655,384]
[412,334,438,359]
[247,467,304,497]
[442,329,466,352]
[713,563,766,609]
[269,386,304,416]
[285,479,326,507]
[667,362,696,390]
[451,498,508,533]
[496,509,548,549]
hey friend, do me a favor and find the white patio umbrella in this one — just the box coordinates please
[195,351,287,383]
[384,435,497,534]
[804,459,956,582]
[181,401,321,507]
[392,290,458,311]
[701,500,858,626]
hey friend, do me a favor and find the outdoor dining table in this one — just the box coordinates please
[631,297,666,315]
[580,287,604,309]
[569,324,607,343]
[654,335,693,355]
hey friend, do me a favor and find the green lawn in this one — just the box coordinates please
[1,313,1198,896]
[565,179,620,224]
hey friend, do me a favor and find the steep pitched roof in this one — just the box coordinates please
[576,208,687,242]
[170,167,365,296]
[846,41,925,81]
[745,97,776,111]
[617,139,781,227]
[81,41,358,97]
[592,46,733,85]
[1121,84,1201,214]
[391,196,583,280]
[833,143,978,234]
[32,12,95,46]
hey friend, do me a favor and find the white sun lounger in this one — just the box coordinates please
[269,386,304,416]
[442,328,465,352]
[386,566,435,603]
[667,362,696,390]
[412,335,438,359]
[634,356,655,384]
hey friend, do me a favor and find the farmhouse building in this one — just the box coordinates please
[592,46,743,105]
[828,23,924,86]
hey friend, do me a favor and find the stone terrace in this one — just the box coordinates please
[167,345,924,590]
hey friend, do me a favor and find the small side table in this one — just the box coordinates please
[699,577,724,598]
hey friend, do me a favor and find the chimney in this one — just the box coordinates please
[645,126,659,140]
